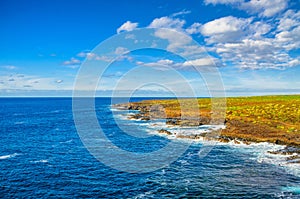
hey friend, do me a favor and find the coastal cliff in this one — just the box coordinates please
[114,95,300,148]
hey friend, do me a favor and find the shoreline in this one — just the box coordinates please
[113,95,300,160]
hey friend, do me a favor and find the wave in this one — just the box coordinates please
[31,159,48,163]
[0,153,19,160]
[281,186,300,194]
[14,121,25,125]
[212,140,300,178]
[115,110,300,178]
[59,139,73,144]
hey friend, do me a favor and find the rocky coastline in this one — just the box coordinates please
[114,95,300,162]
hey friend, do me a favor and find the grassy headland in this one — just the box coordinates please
[115,95,300,147]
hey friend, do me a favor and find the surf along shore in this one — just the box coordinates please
[114,95,300,158]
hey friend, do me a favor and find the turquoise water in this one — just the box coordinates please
[0,98,299,198]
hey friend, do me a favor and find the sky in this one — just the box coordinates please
[0,0,299,97]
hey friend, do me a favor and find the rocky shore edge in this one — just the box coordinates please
[113,102,300,163]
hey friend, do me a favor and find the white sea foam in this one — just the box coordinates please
[155,124,300,177]
[13,113,24,116]
[31,159,48,163]
[221,141,300,177]
[132,191,154,199]
[14,121,25,125]
[0,153,19,160]
[60,139,73,144]
[116,109,300,178]
[281,186,300,194]
[110,108,123,112]
[50,110,62,113]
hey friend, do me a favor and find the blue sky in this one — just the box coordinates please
[0,0,299,96]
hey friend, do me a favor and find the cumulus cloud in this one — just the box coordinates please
[214,37,300,69]
[277,9,300,31]
[154,28,192,52]
[63,57,81,66]
[117,21,138,34]
[240,0,288,17]
[200,16,252,43]
[120,5,299,70]
[76,51,113,62]
[196,7,300,70]
[248,21,272,38]
[137,59,175,71]
[182,58,217,67]
[77,51,87,57]
[148,16,185,31]
[204,0,243,5]
[186,23,202,34]
[275,26,300,50]
[137,57,220,71]
[114,47,129,55]
[2,65,18,70]
[205,0,288,17]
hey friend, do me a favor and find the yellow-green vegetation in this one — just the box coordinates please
[126,95,300,146]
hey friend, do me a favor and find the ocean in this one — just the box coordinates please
[0,97,299,198]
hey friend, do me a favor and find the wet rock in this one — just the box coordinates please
[128,114,142,120]
[218,138,230,143]
[141,116,150,121]
[176,134,198,139]
[286,155,300,161]
[158,129,172,135]
[179,119,200,127]
[268,146,300,155]
[233,140,241,144]
[166,118,181,125]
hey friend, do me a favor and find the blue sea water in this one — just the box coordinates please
[0,97,299,198]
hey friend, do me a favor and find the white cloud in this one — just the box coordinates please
[240,0,288,17]
[136,57,220,71]
[77,52,87,57]
[63,57,81,66]
[117,21,138,34]
[0,74,72,90]
[136,59,175,71]
[204,0,243,5]
[179,45,206,57]
[154,28,192,52]
[157,59,174,65]
[205,0,288,17]
[200,16,252,43]
[182,58,217,67]
[277,10,300,31]
[115,47,129,55]
[249,21,272,38]
[186,23,202,34]
[196,7,300,70]
[171,10,191,17]
[76,51,113,62]
[124,34,136,40]
[214,37,300,69]
[275,26,300,50]
[148,16,185,31]
[2,65,18,70]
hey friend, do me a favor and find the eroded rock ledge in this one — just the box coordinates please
[114,98,300,149]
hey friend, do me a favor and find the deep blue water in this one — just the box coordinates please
[0,97,299,198]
